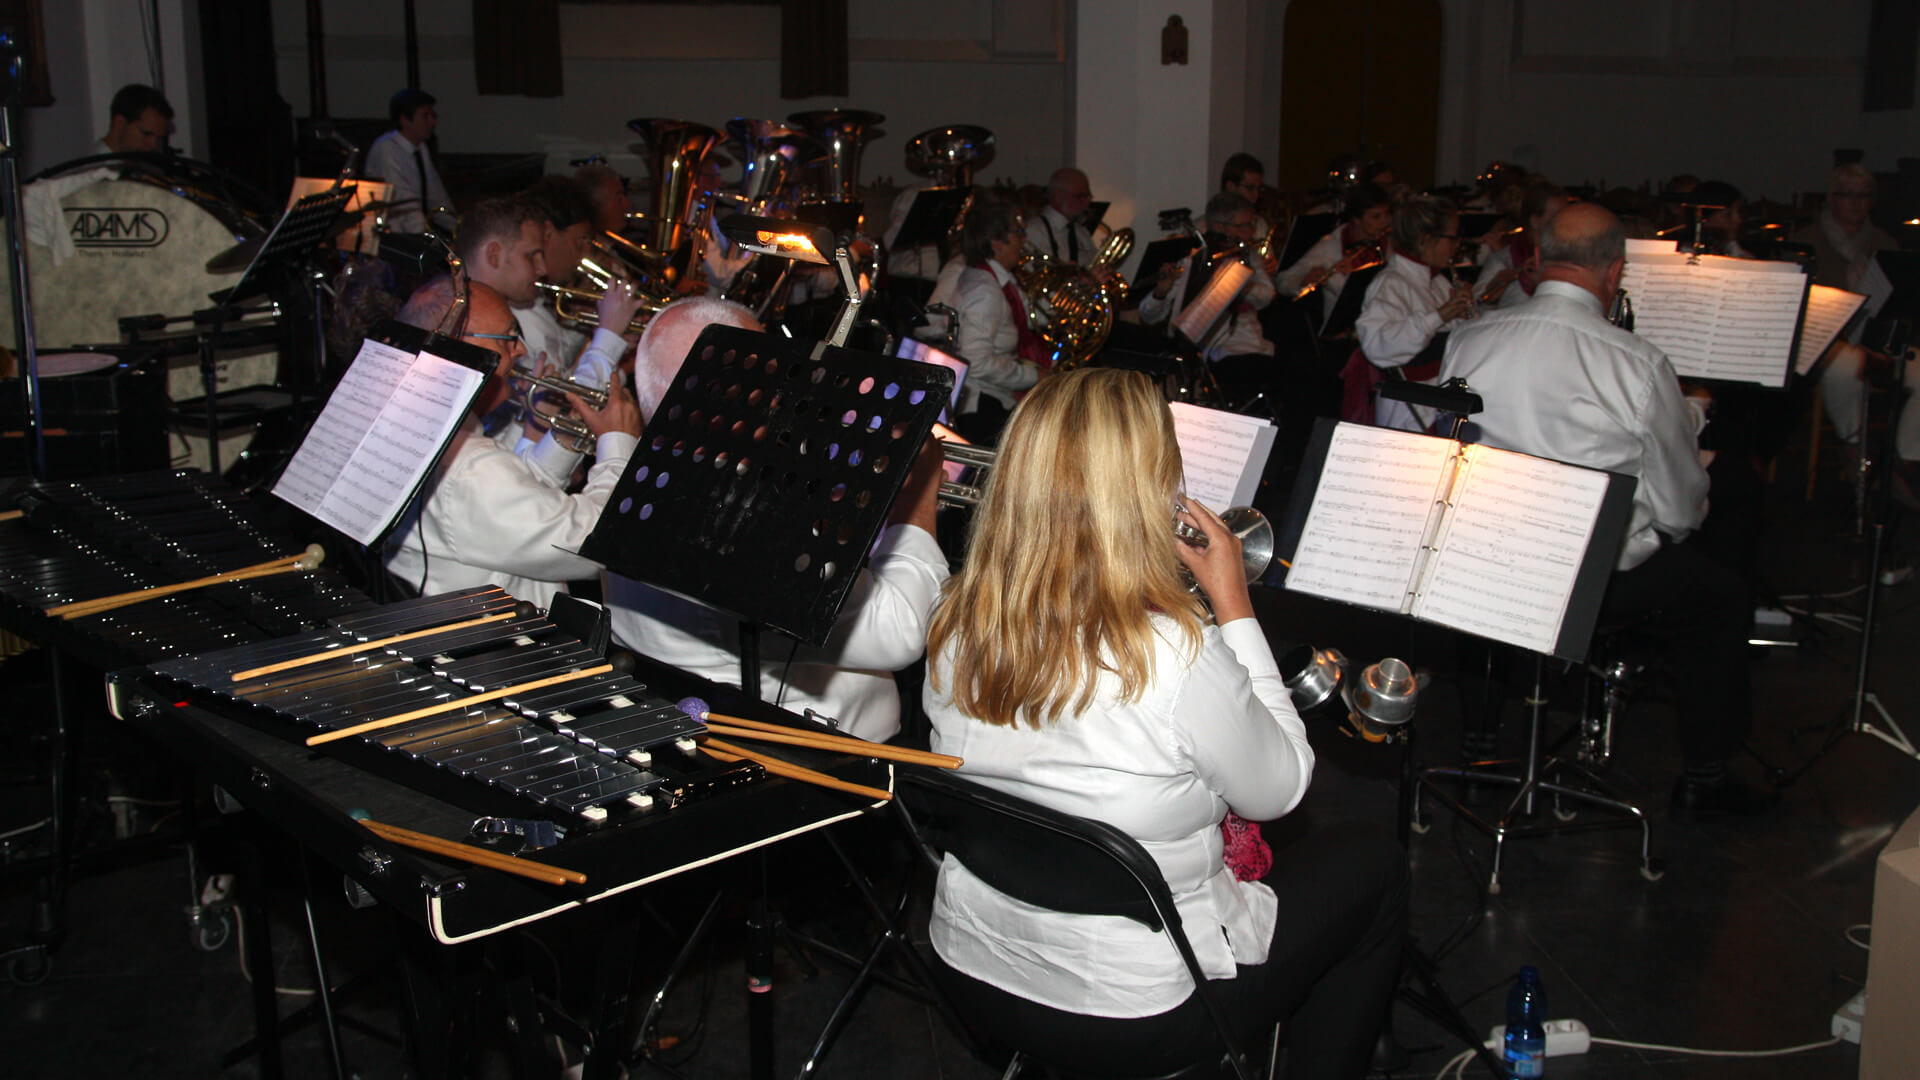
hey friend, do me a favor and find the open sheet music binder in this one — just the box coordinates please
[1277,419,1636,662]
[1620,252,1810,388]
[270,321,498,550]
[579,326,953,647]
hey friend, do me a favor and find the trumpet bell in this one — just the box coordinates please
[904,124,995,187]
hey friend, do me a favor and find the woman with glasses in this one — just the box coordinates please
[924,368,1407,1079]
[951,197,1047,444]
[1349,193,1475,431]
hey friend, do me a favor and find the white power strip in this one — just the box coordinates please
[1832,990,1866,1044]
[1486,1019,1593,1057]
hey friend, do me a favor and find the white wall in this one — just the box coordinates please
[1441,0,1914,200]
[268,0,1069,188]
[21,0,203,174]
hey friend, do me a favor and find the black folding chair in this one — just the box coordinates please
[897,768,1279,1080]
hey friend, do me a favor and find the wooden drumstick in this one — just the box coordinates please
[702,737,893,803]
[0,509,22,522]
[51,545,326,620]
[702,718,963,770]
[229,611,515,682]
[358,819,585,886]
[306,664,614,746]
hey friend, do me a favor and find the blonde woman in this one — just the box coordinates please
[924,368,1407,1080]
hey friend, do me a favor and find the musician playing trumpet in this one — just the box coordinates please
[924,368,1407,1080]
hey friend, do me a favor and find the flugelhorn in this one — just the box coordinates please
[535,280,668,336]
[519,372,609,454]
[934,438,1273,584]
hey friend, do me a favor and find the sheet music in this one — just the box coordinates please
[273,338,484,546]
[1621,253,1807,387]
[1795,285,1869,375]
[1168,402,1277,509]
[1174,259,1253,343]
[1285,424,1458,612]
[1411,445,1611,654]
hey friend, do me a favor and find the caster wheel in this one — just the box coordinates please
[7,949,51,986]
[1640,860,1667,883]
[1553,805,1578,822]
[194,912,232,952]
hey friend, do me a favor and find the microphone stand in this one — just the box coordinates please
[0,32,46,480]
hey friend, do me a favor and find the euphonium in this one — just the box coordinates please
[935,438,1273,583]
[519,372,608,453]
[536,280,668,336]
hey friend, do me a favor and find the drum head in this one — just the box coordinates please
[0,178,249,347]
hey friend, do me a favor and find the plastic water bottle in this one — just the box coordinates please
[1504,965,1547,1077]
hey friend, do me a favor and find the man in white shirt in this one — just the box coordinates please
[1137,192,1278,407]
[384,277,640,609]
[1439,201,1774,815]
[1025,167,1097,268]
[364,89,452,234]
[605,297,949,743]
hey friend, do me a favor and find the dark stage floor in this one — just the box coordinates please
[3,442,1917,1079]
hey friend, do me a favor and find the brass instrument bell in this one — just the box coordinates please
[787,109,885,202]
[904,124,995,188]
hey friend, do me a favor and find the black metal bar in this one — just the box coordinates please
[0,34,46,480]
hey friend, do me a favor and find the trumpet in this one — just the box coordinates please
[933,437,1274,584]
[518,372,609,453]
[535,280,669,336]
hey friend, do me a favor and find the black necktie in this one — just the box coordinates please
[414,146,430,222]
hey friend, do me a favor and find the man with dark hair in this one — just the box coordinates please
[365,88,449,233]
[104,84,173,153]
[1220,152,1265,202]
[384,277,639,608]
[1437,201,1774,815]
[455,197,546,305]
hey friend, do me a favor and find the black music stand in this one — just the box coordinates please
[580,325,953,649]
[892,186,971,267]
[187,185,359,475]
[1278,211,1338,270]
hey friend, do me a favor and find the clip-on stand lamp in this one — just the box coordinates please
[721,214,864,355]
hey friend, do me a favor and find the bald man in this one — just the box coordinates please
[605,297,947,743]
[384,278,641,609]
[1025,167,1096,267]
[1438,201,1773,815]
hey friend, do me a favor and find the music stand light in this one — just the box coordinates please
[720,213,865,351]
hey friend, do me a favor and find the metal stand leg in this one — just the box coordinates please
[299,855,351,1080]
[1413,655,1660,894]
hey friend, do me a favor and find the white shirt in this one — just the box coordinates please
[1025,205,1093,265]
[927,617,1313,1018]
[605,524,950,742]
[1471,245,1531,311]
[1276,227,1356,319]
[1438,280,1709,570]
[952,261,1041,412]
[365,129,451,234]
[386,418,637,609]
[1357,252,1467,431]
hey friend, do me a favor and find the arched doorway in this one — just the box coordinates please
[1279,0,1443,191]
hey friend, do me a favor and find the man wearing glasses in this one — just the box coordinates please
[383,278,641,607]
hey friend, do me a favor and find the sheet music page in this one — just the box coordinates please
[1169,402,1278,509]
[315,351,483,546]
[1174,259,1253,343]
[1411,445,1611,654]
[1622,253,1806,386]
[1795,285,1869,375]
[1862,257,1894,319]
[1285,424,1459,613]
[272,336,417,519]
[1626,238,1679,256]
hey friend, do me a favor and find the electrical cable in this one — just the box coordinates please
[232,907,317,997]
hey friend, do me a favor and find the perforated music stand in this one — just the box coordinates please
[580,325,954,648]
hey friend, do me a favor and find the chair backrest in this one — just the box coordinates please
[898,768,1178,930]
[897,767,1259,1080]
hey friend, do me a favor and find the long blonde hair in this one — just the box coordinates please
[927,368,1206,728]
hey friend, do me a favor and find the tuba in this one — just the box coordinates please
[904,124,995,189]
[626,118,721,284]
[787,108,885,203]
[726,118,822,213]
